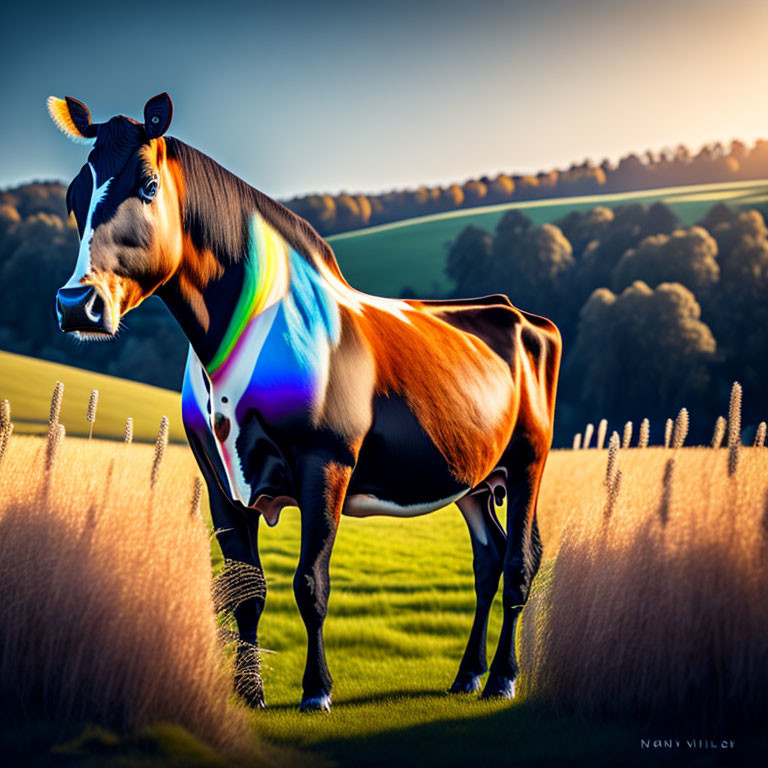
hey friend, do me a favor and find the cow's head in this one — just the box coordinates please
[49,94,183,339]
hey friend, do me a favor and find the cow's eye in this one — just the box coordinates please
[139,176,158,203]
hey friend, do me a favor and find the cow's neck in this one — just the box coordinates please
[160,210,340,378]
[157,138,350,377]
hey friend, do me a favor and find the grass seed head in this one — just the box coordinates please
[672,408,689,449]
[638,418,650,448]
[151,416,169,488]
[604,468,622,519]
[664,418,673,448]
[606,431,620,486]
[190,476,204,519]
[0,422,13,469]
[712,416,726,449]
[49,381,64,428]
[622,421,633,449]
[583,423,594,450]
[87,390,99,440]
[728,382,742,476]
[596,419,607,450]
[572,433,582,450]
[755,422,767,449]
[124,417,134,445]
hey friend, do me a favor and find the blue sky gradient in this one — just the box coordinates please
[2,0,768,198]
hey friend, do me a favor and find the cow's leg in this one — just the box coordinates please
[207,478,267,708]
[449,489,506,693]
[483,435,546,699]
[294,454,351,712]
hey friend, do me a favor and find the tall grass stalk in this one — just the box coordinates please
[151,416,169,488]
[190,476,204,519]
[521,445,768,733]
[86,389,98,440]
[638,418,649,448]
[596,419,607,451]
[583,423,594,450]
[672,408,689,449]
[711,416,726,449]
[728,382,742,476]
[0,400,12,469]
[605,431,620,487]
[0,434,255,758]
[49,381,64,429]
[622,421,632,449]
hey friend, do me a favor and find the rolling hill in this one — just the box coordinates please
[0,350,185,442]
[329,177,768,297]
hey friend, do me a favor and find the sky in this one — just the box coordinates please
[2,0,768,199]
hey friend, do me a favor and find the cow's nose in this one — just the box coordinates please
[56,285,112,334]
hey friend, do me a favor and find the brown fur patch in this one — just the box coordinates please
[324,462,353,523]
[353,306,518,487]
[314,310,375,441]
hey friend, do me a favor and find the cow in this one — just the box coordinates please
[49,93,561,711]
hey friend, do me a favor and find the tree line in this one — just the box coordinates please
[285,138,768,235]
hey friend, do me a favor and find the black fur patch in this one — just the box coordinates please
[350,394,467,505]
[164,138,339,270]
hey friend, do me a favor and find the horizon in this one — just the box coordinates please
[2,0,768,199]
[4,130,762,201]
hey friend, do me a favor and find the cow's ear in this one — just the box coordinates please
[143,93,173,139]
[47,96,98,144]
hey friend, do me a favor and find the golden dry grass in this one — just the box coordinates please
[1,376,766,764]
[524,445,768,733]
[0,431,271,763]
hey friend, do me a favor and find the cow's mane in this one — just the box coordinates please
[164,138,343,277]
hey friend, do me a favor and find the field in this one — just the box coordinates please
[0,350,185,442]
[329,178,768,297]
[2,379,767,766]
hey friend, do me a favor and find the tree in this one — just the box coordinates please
[645,201,678,234]
[613,226,719,297]
[574,203,647,304]
[572,281,716,420]
[698,202,735,232]
[445,225,495,296]
[462,180,488,206]
[335,194,362,231]
[493,222,575,327]
[711,217,768,399]
[441,184,464,208]
[556,206,614,259]
[487,174,515,202]
[494,209,532,245]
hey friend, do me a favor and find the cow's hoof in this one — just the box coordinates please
[235,679,266,709]
[300,693,331,712]
[481,674,516,699]
[448,672,483,694]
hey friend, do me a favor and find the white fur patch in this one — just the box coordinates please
[65,163,112,288]
[343,490,468,518]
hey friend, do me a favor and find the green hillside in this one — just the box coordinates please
[0,350,185,442]
[329,177,768,297]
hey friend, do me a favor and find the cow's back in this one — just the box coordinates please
[417,294,561,441]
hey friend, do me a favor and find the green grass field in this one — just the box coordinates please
[329,178,768,297]
[0,350,184,442]
[236,503,669,767]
